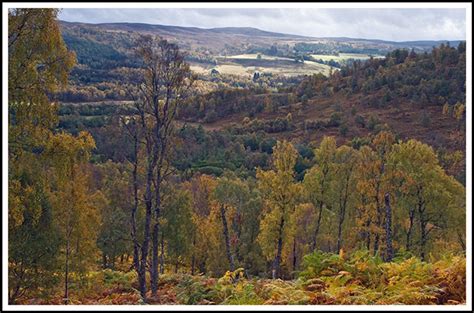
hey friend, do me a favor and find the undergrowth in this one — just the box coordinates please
[17,251,465,305]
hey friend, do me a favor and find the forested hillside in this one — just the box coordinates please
[7,9,466,306]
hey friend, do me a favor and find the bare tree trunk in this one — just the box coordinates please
[384,193,393,262]
[220,204,235,271]
[139,154,156,301]
[160,231,165,274]
[336,211,344,253]
[273,216,285,279]
[292,238,297,274]
[151,173,162,296]
[457,231,466,251]
[151,222,160,295]
[132,36,193,301]
[419,211,428,261]
[373,194,382,256]
[191,236,196,275]
[102,252,108,269]
[417,189,428,261]
[64,236,70,305]
[311,201,324,251]
[405,207,415,252]
[337,167,353,253]
[130,130,140,275]
[365,218,371,250]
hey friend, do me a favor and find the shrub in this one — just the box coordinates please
[367,115,379,130]
[297,250,466,305]
[304,120,326,131]
[102,269,137,291]
[350,136,370,149]
[196,166,224,176]
[298,251,345,280]
[176,274,218,304]
[343,250,383,287]
[355,115,366,128]
[203,110,218,123]
[219,281,264,305]
[327,112,342,127]
[339,124,349,136]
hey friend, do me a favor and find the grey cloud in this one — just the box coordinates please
[58,8,466,41]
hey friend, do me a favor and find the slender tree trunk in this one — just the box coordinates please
[175,261,179,274]
[416,190,428,261]
[311,201,324,251]
[384,193,393,262]
[457,231,466,251]
[373,193,382,256]
[191,236,196,275]
[64,236,70,305]
[273,216,285,279]
[102,252,108,269]
[406,207,415,252]
[151,222,160,295]
[64,167,76,305]
[337,212,344,253]
[198,261,206,275]
[337,169,352,253]
[132,37,192,300]
[139,207,151,300]
[419,210,428,261]
[160,231,165,274]
[139,154,156,301]
[220,204,235,271]
[130,132,140,275]
[365,218,371,250]
[292,238,297,274]
[151,171,163,296]
[311,173,328,251]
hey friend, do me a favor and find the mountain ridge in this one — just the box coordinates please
[58,20,463,44]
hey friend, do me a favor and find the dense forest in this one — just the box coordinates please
[7,9,467,306]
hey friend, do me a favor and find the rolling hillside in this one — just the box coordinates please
[56,20,466,181]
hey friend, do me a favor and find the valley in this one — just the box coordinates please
[7,9,467,307]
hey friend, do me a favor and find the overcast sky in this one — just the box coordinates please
[58,8,466,42]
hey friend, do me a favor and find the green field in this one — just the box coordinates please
[311,53,385,62]
[191,54,334,77]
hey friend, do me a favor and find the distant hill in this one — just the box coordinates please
[59,20,461,55]
[207,26,307,38]
[61,21,308,38]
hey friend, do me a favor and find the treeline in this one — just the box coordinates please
[62,33,135,70]
[176,43,466,129]
[178,90,297,123]
[296,43,466,111]
[61,22,141,70]
[92,133,464,282]
[56,70,142,102]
